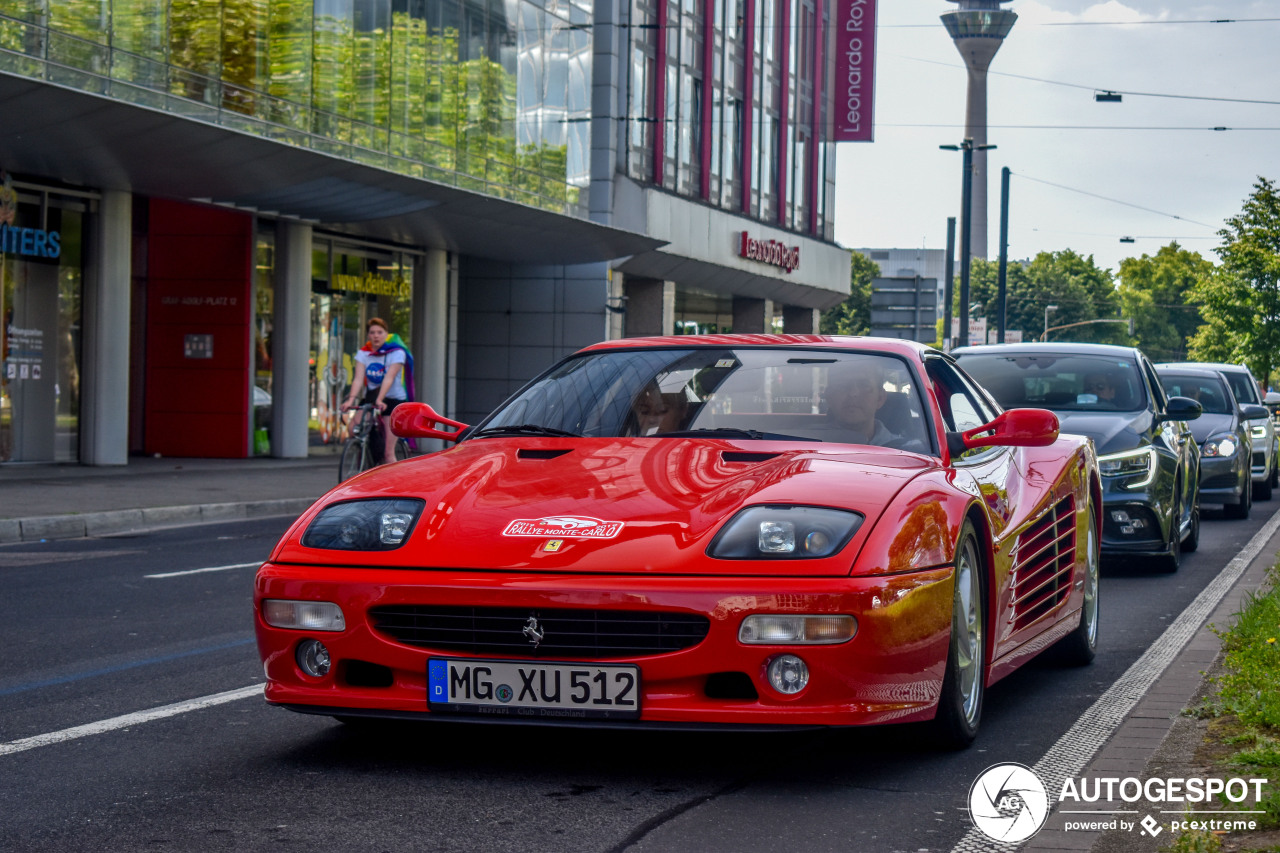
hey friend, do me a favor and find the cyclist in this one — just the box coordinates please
[342,317,413,465]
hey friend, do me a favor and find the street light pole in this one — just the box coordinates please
[941,138,996,347]
[1043,304,1058,340]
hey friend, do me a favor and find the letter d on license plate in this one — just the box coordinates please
[428,658,640,720]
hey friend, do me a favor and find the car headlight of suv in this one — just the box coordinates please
[301,498,425,550]
[709,505,863,559]
[1201,434,1239,458]
[1097,447,1157,488]
[1250,423,1268,441]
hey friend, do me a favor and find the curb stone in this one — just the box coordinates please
[0,498,316,544]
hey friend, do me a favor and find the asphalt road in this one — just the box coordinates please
[0,506,1273,853]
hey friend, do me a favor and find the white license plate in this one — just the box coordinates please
[428,658,640,720]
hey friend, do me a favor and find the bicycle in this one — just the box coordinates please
[338,404,410,483]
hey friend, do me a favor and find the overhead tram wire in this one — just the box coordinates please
[1010,173,1215,228]
[882,17,1280,27]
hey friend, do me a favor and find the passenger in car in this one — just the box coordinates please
[811,362,906,447]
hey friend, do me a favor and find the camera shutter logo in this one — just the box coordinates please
[968,763,1050,843]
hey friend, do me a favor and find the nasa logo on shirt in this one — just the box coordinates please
[365,361,387,385]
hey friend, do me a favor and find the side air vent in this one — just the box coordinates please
[1009,496,1077,632]
[517,448,572,460]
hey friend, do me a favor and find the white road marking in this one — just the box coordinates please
[951,506,1280,852]
[145,562,260,579]
[0,684,264,757]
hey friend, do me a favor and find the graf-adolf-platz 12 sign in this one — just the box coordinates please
[739,231,800,274]
[832,0,876,142]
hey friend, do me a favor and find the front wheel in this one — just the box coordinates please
[338,440,369,483]
[1180,500,1200,553]
[932,520,985,749]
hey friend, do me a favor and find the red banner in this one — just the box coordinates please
[832,0,876,142]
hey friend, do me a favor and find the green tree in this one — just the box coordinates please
[1190,177,1280,388]
[820,251,880,336]
[966,250,1118,343]
[1116,242,1211,363]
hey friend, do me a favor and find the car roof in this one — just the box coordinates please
[578,334,936,360]
[951,341,1140,359]
[1157,361,1252,376]
[1153,365,1229,379]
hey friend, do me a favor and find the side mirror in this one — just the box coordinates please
[947,408,1059,455]
[1160,395,1202,422]
[1239,403,1270,422]
[390,402,470,443]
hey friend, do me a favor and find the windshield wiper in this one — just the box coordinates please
[472,424,582,438]
[652,427,820,442]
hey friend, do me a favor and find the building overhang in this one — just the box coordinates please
[0,72,664,264]
[611,182,852,311]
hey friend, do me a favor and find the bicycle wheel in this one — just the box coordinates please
[338,439,369,483]
[394,438,410,462]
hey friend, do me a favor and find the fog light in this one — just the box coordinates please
[1110,510,1131,523]
[759,521,796,553]
[262,599,345,631]
[296,639,331,677]
[766,654,809,695]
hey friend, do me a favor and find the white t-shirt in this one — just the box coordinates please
[354,348,407,400]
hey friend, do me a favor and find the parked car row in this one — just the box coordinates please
[952,342,1275,573]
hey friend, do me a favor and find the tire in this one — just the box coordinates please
[1055,505,1099,665]
[1180,499,1200,553]
[1255,473,1274,501]
[1157,494,1181,573]
[932,520,986,749]
[338,440,369,483]
[394,438,411,462]
[1272,452,1279,488]
[1226,473,1253,519]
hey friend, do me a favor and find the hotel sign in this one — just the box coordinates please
[832,0,876,142]
[739,231,800,274]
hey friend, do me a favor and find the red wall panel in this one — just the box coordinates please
[144,199,254,458]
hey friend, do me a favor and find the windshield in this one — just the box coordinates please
[1220,370,1261,405]
[958,353,1147,413]
[1158,374,1231,415]
[476,347,934,452]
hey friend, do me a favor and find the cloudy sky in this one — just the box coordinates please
[833,1,1279,273]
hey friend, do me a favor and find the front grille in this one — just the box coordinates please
[369,605,710,658]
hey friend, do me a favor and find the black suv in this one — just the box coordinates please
[955,343,1201,572]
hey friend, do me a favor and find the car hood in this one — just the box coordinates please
[1189,412,1235,444]
[274,437,937,576]
[1052,410,1153,456]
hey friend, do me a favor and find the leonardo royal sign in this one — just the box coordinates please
[832,0,876,142]
[739,231,800,274]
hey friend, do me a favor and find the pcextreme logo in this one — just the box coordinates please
[967,764,1270,843]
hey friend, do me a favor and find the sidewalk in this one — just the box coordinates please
[0,454,340,543]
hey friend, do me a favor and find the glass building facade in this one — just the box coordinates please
[0,0,592,212]
[625,0,831,238]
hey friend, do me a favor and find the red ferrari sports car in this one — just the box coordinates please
[255,335,1100,746]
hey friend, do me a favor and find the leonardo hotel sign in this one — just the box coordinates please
[739,231,800,274]
[832,0,876,142]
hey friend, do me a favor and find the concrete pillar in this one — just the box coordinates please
[782,306,820,334]
[81,189,131,465]
[623,278,675,337]
[271,221,312,458]
[732,297,773,333]
[411,249,450,453]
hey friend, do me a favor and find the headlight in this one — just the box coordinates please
[740,614,857,644]
[708,506,862,559]
[1202,434,1239,458]
[301,498,425,550]
[1097,447,1157,488]
[262,600,346,631]
[1251,423,1268,440]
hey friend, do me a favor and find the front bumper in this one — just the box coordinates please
[254,564,956,728]
[1199,454,1246,505]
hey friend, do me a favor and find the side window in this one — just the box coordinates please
[925,356,997,434]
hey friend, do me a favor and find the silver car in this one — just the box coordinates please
[1162,363,1278,500]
